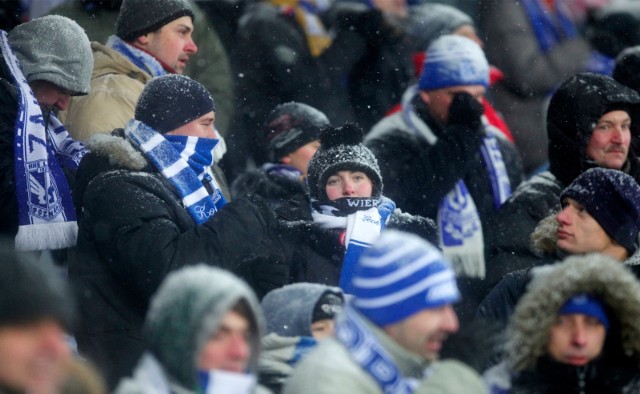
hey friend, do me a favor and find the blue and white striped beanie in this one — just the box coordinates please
[351,230,460,327]
[418,35,489,91]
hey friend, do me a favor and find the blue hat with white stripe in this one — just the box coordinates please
[351,230,460,327]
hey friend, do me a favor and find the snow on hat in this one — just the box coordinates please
[8,15,93,95]
[561,168,640,255]
[559,294,610,330]
[145,265,263,388]
[352,230,460,327]
[418,35,489,91]
[116,0,194,42]
[408,3,474,52]
[261,283,344,337]
[263,102,329,162]
[307,122,382,202]
[135,74,215,134]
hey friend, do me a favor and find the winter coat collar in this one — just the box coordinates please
[90,41,152,84]
[505,253,640,372]
[85,129,148,171]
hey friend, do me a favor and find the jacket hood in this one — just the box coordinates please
[547,72,640,185]
[91,40,152,83]
[506,253,640,371]
[144,265,264,389]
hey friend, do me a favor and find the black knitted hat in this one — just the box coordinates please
[263,102,329,162]
[0,243,75,329]
[135,75,215,134]
[116,0,194,42]
[614,46,640,94]
[307,123,383,201]
[561,168,640,255]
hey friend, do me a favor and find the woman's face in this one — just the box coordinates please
[325,171,373,200]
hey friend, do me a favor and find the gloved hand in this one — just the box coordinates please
[447,92,484,133]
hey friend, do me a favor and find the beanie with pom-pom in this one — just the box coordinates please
[307,123,383,202]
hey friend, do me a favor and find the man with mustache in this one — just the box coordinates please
[60,0,199,141]
[487,73,640,294]
[284,231,485,394]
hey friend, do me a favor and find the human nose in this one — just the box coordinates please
[185,37,198,54]
[228,334,250,362]
[442,306,459,334]
[556,206,571,226]
[342,179,355,196]
[39,323,70,359]
[571,323,587,347]
[55,94,71,111]
[611,126,623,143]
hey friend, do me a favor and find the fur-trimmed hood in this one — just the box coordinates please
[84,130,148,171]
[505,254,640,371]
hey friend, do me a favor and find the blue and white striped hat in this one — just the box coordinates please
[352,230,460,327]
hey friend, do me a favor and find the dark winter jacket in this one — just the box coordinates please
[274,193,439,285]
[70,131,288,388]
[231,168,308,208]
[486,73,640,291]
[230,1,353,168]
[322,3,414,131]
[479,215,640,329]
[483,254,640,393]
[0,49,19,239]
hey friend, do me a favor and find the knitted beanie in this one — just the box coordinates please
[352,230,460,327]
[561,167,640,255]
[307,123,383,202]
[135,74,215,134]
[116,0,194,42]
[408,3,474,52]
[614,45,640,94]
[0,243,75,329]
[559,294,609,330]
[261,283,344,337]
[145,265,263,388]
[8,15,93,95]
[263,102,329,162]
[418,35,489,91]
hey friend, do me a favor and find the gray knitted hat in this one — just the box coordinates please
[8,15,93,95]
[261,283,343,337]
[116,0,194,42]
[144,265,264,388]
[307,123,383,202]
[409,3,474,51]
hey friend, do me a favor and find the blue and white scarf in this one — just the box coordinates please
[1,31,88,251]
[107,35,167,77]
[335,304,419,394]
[402,86,512,278]
[311,197,395,293]
[124,120,227,224]
[521,0,577,53]
[262,163,303,181]
[197,370,256,394]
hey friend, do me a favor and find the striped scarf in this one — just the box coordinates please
[1,31,88,251]
[124,120,226,224]
[107,35,167,77]
[271,0,332,57]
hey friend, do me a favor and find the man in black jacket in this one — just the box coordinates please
[70,74,287,388]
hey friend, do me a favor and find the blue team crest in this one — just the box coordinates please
[26,160,62,220]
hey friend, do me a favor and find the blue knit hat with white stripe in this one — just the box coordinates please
[418,35,489,91]
[351,230,460,327]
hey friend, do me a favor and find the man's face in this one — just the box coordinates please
[166,111,216,139]
[30,80,72,111]
[547,313,606,366]
[556,198,619,257]
[383,305,459,362]
[586,110,631,170]
[137,16,197,74]
[325,171,373,201]
[197,310,251,373]
[0,320,70,394]
[281,140,320,176]
[420,85,485,125]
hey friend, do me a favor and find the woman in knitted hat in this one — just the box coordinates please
[273,122,439,293]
